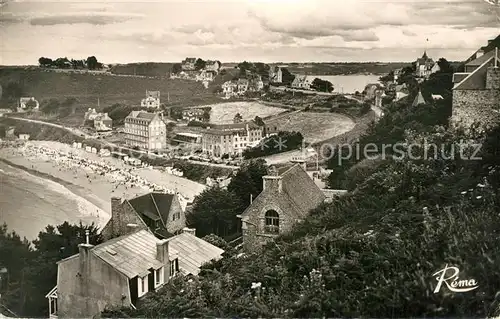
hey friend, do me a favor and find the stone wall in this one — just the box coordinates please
[101,197,149,240]
[451,89,500,130]
[165,195,187,235]
[486,67,500,90]
[241,185,301,252]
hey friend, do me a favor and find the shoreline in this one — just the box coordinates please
[0,157,106,211]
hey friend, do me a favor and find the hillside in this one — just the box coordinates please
[102,63,500,318]
[0,67,219,124]
[109,63,174,77]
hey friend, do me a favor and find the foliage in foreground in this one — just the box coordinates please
[102,118,500,317]
[0,222,102,317]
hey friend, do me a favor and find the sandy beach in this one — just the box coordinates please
[0,141,206,235]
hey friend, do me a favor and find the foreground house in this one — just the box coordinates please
[451,45,500,130]
[124,111,166,150]
[46,228,224,318]
[238,163,326,251]
[101,193,186,240]
[201,122,263,157]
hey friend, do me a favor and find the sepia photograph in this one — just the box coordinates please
[0,0,500,317]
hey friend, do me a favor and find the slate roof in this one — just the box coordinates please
[241,163,326,219]
[466,49,497,67]
[92,230,179,279]
[125,111,158,123]
[466,34,500,63]
[454,55,498,90]
[127,193,176,238]
[167,232,224,276]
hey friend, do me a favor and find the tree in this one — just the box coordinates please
[172,63,182,74]
[280,68,295,85]
[188,187,241,237]
[195,58,206,71]
[254,116,265,127]
[38,57,53,67]
[436,57,453,73]
[86,56,100,70]
[227,159,268,208]
[202,108,211,122]
[379,70,394,83]
[0,222,102,317]
[233,113,243,123]
[25,99,37,110]
[310,78,334,92]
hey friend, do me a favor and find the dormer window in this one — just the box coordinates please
[154,267,164,289]
[138,275,148,297]
[169,258,179,278]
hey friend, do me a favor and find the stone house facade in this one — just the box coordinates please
[237,164,326,251]
[101,192,186,241]
[451,47,500,130]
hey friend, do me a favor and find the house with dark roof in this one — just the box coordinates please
[101,193,186,241]
[237,163,326,251]
[465,34,500,65]
[46,228,223,318]
[451,46,500,130]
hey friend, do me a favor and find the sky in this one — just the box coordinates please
[0,0,499,65]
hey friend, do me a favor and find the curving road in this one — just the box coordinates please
[343,94,384,118]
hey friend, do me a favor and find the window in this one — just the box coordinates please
[138,275,148,297]
[264,210,279,233]
[50,298,57,316]
[169,258,179,278]
[154,267,164,288]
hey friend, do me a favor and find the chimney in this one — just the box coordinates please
[182,227,196,236]
[156,239,170,280]
[262,173,282,193]
[78,230,94,286]
[110,197,123,237]
[126,223,139,234]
